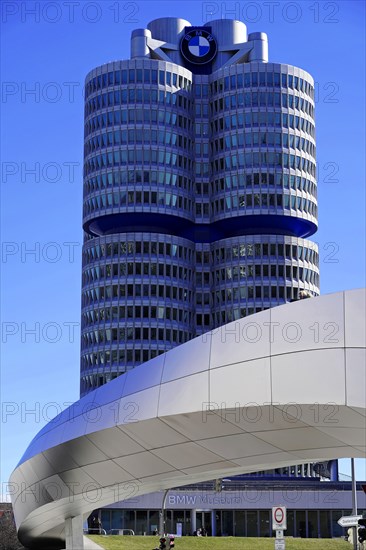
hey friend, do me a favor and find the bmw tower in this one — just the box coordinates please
[81,17,319,396]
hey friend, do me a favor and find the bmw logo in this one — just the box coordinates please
[180,28,217,65]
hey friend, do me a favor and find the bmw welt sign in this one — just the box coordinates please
[272,507,287,530]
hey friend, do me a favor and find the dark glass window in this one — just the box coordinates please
[247,511,258,537]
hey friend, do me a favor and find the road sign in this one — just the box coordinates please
[337,515,362,528]
[276,529,284,539]
[272,507,287,530]
[275,539,285,550]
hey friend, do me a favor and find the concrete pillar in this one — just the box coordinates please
[211,510,216,536]
[65,515,84,550]
[190,509,196,534]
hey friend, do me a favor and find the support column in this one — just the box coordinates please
[65,515,84,550]
[351,458,358,550]
[159,490,169,536]
[190,509,196,535]
[211,510,216,537]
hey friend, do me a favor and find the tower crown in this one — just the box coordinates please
[131,17,268,72]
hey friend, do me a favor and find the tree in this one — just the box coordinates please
[0,506,25,550]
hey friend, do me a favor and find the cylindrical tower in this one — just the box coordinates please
[81,59,196,395]
[80,18,319,396]
[209,63,317,235]
[204,19,248,71]
[208,63,318,325]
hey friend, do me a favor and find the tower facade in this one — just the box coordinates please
[80,18,319,396]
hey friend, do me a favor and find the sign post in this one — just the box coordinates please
[337,515,363,528]
[337,514,362,549]
[272,507,287,550]
[351,458,358,550]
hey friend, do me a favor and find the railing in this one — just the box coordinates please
[84,528,107,536]
[108,529,135,535]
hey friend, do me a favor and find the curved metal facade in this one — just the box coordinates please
[80,18,319,396]
[10,290,366,549]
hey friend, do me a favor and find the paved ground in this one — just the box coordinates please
[83,535,106,549]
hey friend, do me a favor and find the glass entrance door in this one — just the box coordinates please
[196,511,211,535]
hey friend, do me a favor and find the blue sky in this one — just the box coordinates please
[1,0,365,495]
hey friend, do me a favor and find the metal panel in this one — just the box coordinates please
[9,290,366,549]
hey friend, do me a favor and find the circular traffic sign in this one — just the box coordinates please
[274,507,284,524]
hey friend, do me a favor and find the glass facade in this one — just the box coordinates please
[80,233,195,390]
[80,57,319,395]
[99,507,358,538]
